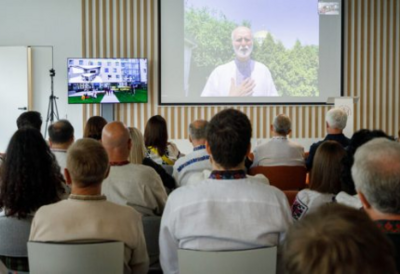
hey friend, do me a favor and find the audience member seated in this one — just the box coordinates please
[283,203,396,274]
[0,128,65,272]
[292,141,345,220]
[352,138,400,272]
[306,108,349,170]
[340,129,390,195]
[83,115,108,141]
[144,115,182,165]
[173,119,212,187]
[16,111,42,130]
[128,127,176,191]
[29,139,149,274]
[48,120,74,178]
[252,114,304,167]
[101,122,167,216]
[159,109,292,274]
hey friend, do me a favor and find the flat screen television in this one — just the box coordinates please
[67,58,148,104]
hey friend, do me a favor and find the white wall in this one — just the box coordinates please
[0,0,83,140]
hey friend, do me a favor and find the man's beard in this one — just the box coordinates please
[234,45,253,60]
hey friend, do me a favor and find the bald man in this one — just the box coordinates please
[201,26,278,97]
[101,121,167,216]
[173,120,212,187]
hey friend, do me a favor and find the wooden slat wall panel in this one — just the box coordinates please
[81,0,400,139]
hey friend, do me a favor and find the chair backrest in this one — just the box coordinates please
[283,190,299,206]
[178,247,277,274]
[0,216,32,257]
[248,166,307,190]
[142,216,162,267]
[27,241,124,274]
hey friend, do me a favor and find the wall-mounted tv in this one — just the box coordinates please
[67,58,148,104]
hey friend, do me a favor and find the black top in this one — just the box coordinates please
[376,220,400,273]
[142,157,176,190]
[305,133,350,170]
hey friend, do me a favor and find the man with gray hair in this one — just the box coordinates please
[306,107,349,170]
[252,114,304,167]
[30,138,149,274]
[201,26,277,97]
[352,138,400,272]
[173,120,212,187]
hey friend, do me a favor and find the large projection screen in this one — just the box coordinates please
[160,0,343,105]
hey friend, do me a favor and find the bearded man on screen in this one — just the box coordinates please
[201,26,278,97]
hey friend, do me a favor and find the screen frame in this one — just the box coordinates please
[67,57,149,105]
[158,0,345,106]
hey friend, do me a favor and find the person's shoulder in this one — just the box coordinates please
[34,200,67,218]
[104,200,142,218]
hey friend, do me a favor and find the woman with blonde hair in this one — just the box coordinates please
[128,127,176,190]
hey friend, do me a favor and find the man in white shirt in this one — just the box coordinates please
[252,114,305,167]
[201,26,278,97]
[159,109,292,274]
[101,121,167,216]
[30,138,149,274]
[48,119,75,174]
[173,119,212,187]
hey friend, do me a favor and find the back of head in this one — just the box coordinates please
[283,203,396,274]
[83,116,108,141]
[189,120,209,140]
[128,127,147,164]
[325,108,347,130]
[273,114,291,135]
[0,127,63,218]
[207,109,252,169]
[67,138,109,187]
[144,115,168,156]
[352,138,400,214]
[16,111,42,130]
[310,141,345,194]
[48,119,74,144]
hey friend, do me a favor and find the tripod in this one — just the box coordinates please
[44,69,59,139]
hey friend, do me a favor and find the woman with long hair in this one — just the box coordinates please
[144,115,182,165]
[292,141,346,220]
[83,116,107,141]
[0,128,65,271]
[128,127,176,190]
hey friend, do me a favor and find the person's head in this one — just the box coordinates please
[231,26,253,62]
[16,111,42,130]
[325,108,347,133]
[271,114,292,136]
[352,138,400,216]
[83,116,108,141]
[310,141,346,195]
[101,121,131,162]
[206,109,251,169]
[341,129,391,195]
[65,138,109,189]
[48,119,74,148]
[128,127,147,164]
[189,120,209,145]
[283,203,396,274]
[0,128,64,218]
[144,115,168,156]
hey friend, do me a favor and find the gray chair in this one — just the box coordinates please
[142,216,162,274]
[178,246,277,274]
[0,216,32,273]
[28,241,124,274]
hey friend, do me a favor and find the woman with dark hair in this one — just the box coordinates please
[83,116,108,141]
[0,128,65,272]
[292,141,346,220]
[144,115,182,165]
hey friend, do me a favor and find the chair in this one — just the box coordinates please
[142,216,162,274]
[248,166,307,190]
[27,241,124,274]
[0,216,32,273]
[283,190,299,206]
[178,246,277,274]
